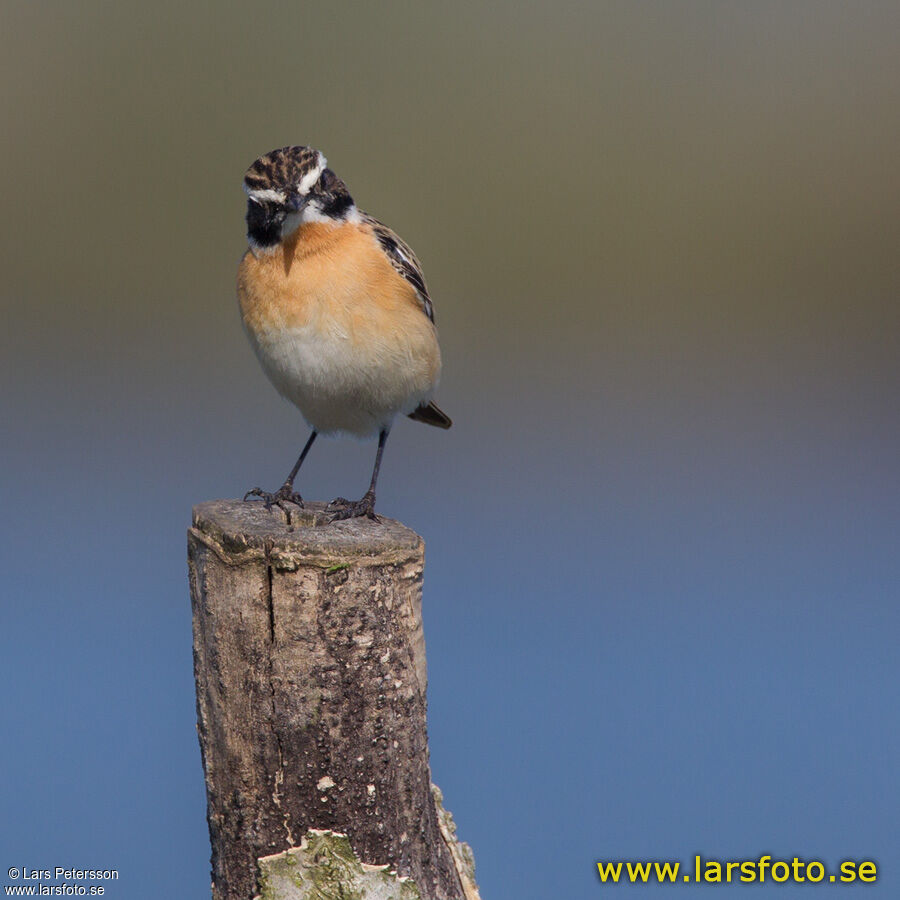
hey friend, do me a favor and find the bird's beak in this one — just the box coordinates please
[286,193,308,213]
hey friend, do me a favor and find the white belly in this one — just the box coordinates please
[246,319,439,437]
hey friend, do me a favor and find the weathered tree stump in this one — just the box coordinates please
[188,500,479,900]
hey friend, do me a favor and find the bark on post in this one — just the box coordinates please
[188,500,478,900]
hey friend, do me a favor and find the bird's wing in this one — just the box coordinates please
[362,213,435,322]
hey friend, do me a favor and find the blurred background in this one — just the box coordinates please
[1,1,898,897]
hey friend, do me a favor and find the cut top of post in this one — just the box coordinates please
[191,500,424,570]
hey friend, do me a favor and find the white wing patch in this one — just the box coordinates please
[362,214,435,323]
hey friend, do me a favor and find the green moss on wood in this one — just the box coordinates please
[255,830,421,900]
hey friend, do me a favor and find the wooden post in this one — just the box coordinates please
[188,500,479,900]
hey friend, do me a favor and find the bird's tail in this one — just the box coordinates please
[407,401,452,429]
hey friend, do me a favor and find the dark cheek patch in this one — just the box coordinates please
[246,201,281,247]
[319,192,353,218]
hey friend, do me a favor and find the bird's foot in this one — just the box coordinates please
[243,483,304,513]
[327,490,379,522]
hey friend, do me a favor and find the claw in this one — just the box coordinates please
[243,484,304,511]
[327,490,379,522]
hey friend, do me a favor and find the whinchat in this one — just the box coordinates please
[237,145,451,520]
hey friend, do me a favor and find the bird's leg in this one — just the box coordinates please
[328,429,389,521]
[245,430,317,511]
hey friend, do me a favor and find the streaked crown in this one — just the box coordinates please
[243,145,358,250]
[243,145,326,205]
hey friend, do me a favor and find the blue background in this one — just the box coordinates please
[2,2,898,897]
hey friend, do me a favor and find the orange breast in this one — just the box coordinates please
[237,221,428,343]
[236,220,441,433]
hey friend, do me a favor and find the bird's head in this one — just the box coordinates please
[243,146,355,252]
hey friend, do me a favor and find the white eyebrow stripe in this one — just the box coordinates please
[245,187,287,204]
[296,151,327,194]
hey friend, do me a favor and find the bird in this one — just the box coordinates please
[237,145,451,521]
